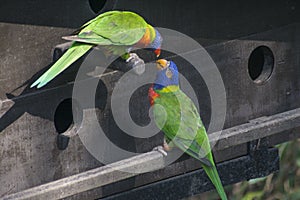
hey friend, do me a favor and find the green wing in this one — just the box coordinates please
[64,11,148,46]
[81,10,121,28]
[153,89,228,200]
[153,90,211,161]
[31,11,148,88]
[30,42,93,88]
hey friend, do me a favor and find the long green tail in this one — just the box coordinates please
[31,42,93,88]
[202,164,228,200]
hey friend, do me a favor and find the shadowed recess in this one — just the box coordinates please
[54,98,83,134]
[248,46,274,84]
[89,0,107,14]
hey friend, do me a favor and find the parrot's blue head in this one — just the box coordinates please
[154,59,179,90]
[149,28,162,57]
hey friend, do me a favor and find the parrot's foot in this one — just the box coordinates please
[126,53,145,75]
[162,137,175,152]
[153,146,168,156]
[163,140,173,152]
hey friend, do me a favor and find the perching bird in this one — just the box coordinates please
[31,10,162,88]
[149,59,227,200]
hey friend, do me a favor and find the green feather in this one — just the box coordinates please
[203,165,228,200]
[78,11,147,46]
[30,42,92,88]
[31,11,150,88]
[153,88,227,200]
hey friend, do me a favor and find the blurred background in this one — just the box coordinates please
[187,140,300,200]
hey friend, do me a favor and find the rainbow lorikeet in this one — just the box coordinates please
[31,10,162,88]
[149,59,227,200]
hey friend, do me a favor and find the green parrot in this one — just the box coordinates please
[149,59,227,200]
[31,10,162,88]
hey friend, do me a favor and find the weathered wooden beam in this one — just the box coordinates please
[2,151,164,200]
[211,108,300,150]
[102,148,279,200]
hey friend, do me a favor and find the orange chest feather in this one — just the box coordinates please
[148,85,160,106]
[135,27,152,48]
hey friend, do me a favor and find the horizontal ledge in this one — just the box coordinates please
[210,108,300,150]
[3,108,300,200]
[2,151,164,200]
[103,148,279,200]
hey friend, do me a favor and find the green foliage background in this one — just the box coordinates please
[187,140,300,200]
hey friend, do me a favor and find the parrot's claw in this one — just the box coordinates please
[153,146,168,156]
[126,53,145,75]
[163,140,173,152]
[126,53,139,62]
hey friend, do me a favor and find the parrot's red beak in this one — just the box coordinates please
[154,48,161,57]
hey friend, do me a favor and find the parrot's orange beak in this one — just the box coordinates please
[154,48,161,57]
[156,59,168,70]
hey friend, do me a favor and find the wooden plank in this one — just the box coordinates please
[211,108,300,150]
[2,151,164,200]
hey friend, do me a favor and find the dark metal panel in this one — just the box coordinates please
[0,84,103,197]
[0,0,112,28]
[0,23,72,99]
[2,151,165,200]
[101,148,279,200]
[113,0,298,40]
[0,0,298,38]
[206,23,300,128]
[0,135,278,200]
[0,23,299,197]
